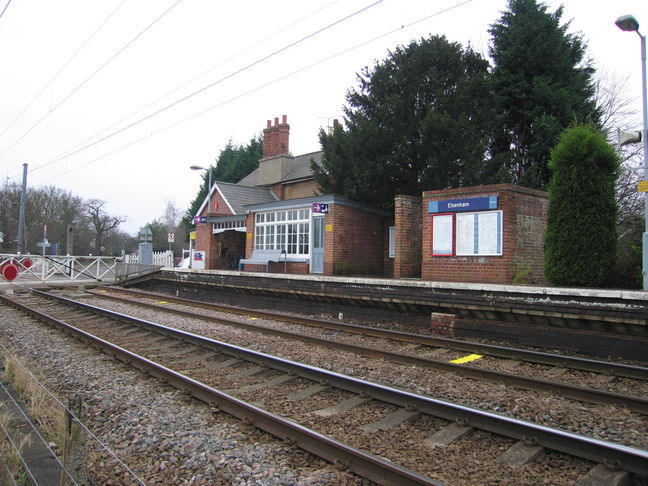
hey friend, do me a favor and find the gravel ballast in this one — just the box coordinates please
[0,304,367,485]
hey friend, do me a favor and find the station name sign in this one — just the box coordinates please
[429,195,498,213]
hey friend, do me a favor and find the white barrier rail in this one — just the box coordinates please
[0,254,165,284]
[123,250,174,267]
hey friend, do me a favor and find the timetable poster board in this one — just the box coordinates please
[431,214,453,255]
[455,211,503,256]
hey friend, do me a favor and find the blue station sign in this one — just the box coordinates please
[428,195,498,213]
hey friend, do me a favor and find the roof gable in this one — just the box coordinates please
[195,182,277,217]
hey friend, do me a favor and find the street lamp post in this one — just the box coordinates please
[616,14,648,290]
[190,165,212,214]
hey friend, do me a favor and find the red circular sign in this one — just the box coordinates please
[1,262,19,281]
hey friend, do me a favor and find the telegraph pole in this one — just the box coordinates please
[17,163,27,253]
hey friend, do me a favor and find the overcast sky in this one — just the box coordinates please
[1,0,647,235]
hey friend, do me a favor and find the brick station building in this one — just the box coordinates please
[193,116,548,284]
[193,116,393,276]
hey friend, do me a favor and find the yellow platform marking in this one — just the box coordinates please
[449,354,483,364]
[156,301,168,304]
[248,317,257,320]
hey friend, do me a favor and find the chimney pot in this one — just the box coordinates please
[281,114,287,124]
[274,117,279,126]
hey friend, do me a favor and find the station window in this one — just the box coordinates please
[254,209,310,257]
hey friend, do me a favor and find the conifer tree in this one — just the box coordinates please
[544,124,619,286]
[489,0,600,189]
[313,35,494,209]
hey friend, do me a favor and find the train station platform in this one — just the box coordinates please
[119,268,648,358]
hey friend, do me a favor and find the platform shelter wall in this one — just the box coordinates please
[418,184,548,285]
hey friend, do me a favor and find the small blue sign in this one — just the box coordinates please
[312,203,329,214]
[429,195,498,213]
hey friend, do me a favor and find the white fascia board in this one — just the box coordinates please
[194,184,235,217]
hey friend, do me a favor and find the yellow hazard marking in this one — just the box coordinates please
[449,354,483,364]
[248,317,257,320]
[638,181,648,192]
[157,301,168,304]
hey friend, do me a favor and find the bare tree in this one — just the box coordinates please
[86,199,126,255]
[162,200,182,230]
[594,69,643,225]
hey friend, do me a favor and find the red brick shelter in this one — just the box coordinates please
[395,184,548,285]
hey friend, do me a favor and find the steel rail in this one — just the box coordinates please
[95,286,648,381]
[0,292,444,486]
[15,290,648,477]
[80,288,648,414]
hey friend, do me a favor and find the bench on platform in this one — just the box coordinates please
[238,249,287,272]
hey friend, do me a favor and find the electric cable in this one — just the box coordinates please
[39,0,474,184]
[27,0,383,177]
[0,343,146,485]
[45,0,341,170]
[0,0,12,20]
[0,0,184,161]
[0,0,130,140]
[0,379,81,485]
[0,419,38,486]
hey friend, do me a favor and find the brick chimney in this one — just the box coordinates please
[262,115,289,158]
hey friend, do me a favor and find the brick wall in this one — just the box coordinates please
[421,184,548,285]
[194,189,235,269]
[283,180,318,199]
[394,195,422,278]
[325,204,387,276]
[240,203,388,276]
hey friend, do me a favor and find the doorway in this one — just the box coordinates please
[310,216,324,273]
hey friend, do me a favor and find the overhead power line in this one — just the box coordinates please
[45,0,342,173]
[0,0,184,161]
[30,0,384,176]
[0,0,12,20]
[0,0,130,140]
[39,0,475,185]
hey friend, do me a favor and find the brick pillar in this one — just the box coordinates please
[194,222,215,269]
[394,195,422,278]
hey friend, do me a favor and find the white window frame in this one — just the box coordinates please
[254,208,310,258]
[455,210,503,256]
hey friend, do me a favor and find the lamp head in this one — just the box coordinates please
[190,165,205,171]
[615,14,639,32]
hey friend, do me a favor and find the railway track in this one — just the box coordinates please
[81,286,648,415]
[1,289,647,486]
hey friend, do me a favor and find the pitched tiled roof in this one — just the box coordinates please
[281,151,322,182]
[214,182,277,215]
[237,151,322,186]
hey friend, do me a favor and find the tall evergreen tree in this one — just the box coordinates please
[313,35,494,209]
[544,124,618,287]
[489,0,600,189]
[183,136,263,228]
